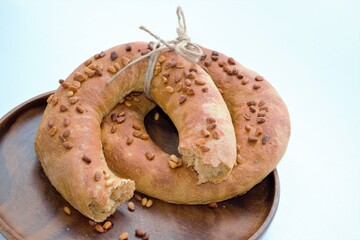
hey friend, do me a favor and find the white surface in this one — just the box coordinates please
[0,0,359,239]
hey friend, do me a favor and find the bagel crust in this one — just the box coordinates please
[101,47,291,204]
[35,42,237,221]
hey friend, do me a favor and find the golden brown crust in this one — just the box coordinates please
[35,42,237,220]
[101,47,291,204]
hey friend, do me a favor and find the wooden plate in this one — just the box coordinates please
[0,92,280,240]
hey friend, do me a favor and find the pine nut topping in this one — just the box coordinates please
[49,127,57,136]
[241,79,249,85]
[104,172,111,180]
[47,120,55,128]
[258,111,266,117]
[200,145,210,152]
[247,101,257,106]
[228,57,236,65]
[63,117,70,127]
[76,105,85,114]
[248,136,258,142]
[59,104,69,112]
[212,130,220,139]
[165,86,175,93]
[253,84,261,89]
[158,55,166,63]
[107,66,117,74]
[63,141,73,149]
[140,134,149,140]
[111,125,117,133]
[201,129,210,138]
[255,75,264,81]
[114,62,121,71]
[171,74,180,84]
[133,123,141,130]
[168,159,178,169]
[179,95,187,104]
[68,96,79,104]
[162,76,168,84]
[249,106,256,113]
[257,117,266,124]
[84,67,96,77]
[94,171,102,181]
[117,116,126,124]
[124,101,132,107]
[133,131,142,138]
[62,129,70,138]
[170,154,179,163]
[121,56,130,66]
[206,117,216,124]
[82,154,92,164]
[126,136,133,145]
[74,72,86,82]
[258,100,265,107]
[255,127,263,136]
[262,135,270,144]
[184,78,192,86]
[145,152,155,160]
[105,179,114,187]
[125,44,132,51]
[186,88,195,96]
[243,113,251,121]
[195,79,206,85]
[66,91,74,97]
[207,123,217,130]
[110,51,118,61]
[196,138,206,146]
[84,59,92,66]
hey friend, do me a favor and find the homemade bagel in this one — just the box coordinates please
[101,46,291,204]
[34,42,237,221]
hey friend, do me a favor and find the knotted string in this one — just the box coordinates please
[107,6,204,100]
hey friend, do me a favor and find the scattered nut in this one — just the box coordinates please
[119,231,129,240]
[103,220,113,230]
[154,112,159,121]
[128,201,135,211]
[135,228,146,237]
[94,224,105,233]
[63,206,71,215]
[145,199,153,208]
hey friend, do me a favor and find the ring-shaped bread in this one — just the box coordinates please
[34,42,237,222]
[101,46,291,204]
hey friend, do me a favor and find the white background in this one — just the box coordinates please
[0,0,359,239]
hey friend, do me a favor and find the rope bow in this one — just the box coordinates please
[107,7,204,100]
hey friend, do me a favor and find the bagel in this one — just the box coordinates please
[34,42,237,222]
[101,46,291,204]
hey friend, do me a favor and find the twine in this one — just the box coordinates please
[107,6,204,100]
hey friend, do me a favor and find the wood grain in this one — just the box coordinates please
[0,92,279,240]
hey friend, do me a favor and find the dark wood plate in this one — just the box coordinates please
[0,92,279,240]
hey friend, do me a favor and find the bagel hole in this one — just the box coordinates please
[144,106,180,157]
